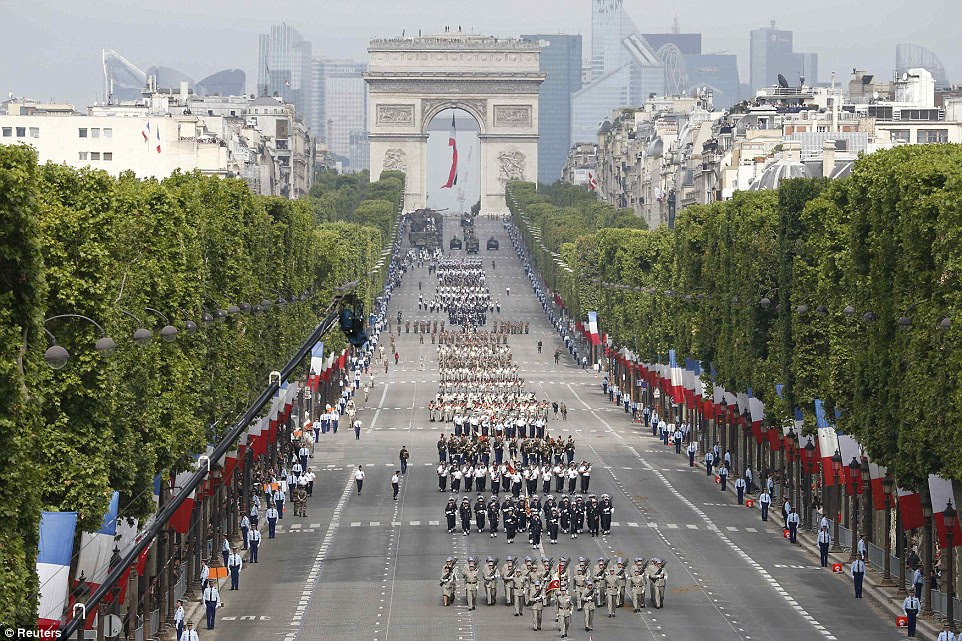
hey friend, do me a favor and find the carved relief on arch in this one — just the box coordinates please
[382,148,407,172]
[497,150,526,185]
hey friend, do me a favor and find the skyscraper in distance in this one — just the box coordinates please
[313,58,368,171]
[258,24,313,126]
[521,34,582,184]
[750,23,818,91]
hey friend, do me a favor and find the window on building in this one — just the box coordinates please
[90,152,100,160]
[2,127,11,137]
[103,128,113,139]
[103,152,113,161]
[78,152,88,161]
[888,129,911,143]
[816,126,827,133]
[79,128,88,138]
[917,129,948,144]
[91,128,100,138]
[29,127,39,138]
[16,127,26,137]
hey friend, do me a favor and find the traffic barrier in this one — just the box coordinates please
[783,529,790,538]
[746,499,755,508]
[895,616,908,628]
[832,563,843,573]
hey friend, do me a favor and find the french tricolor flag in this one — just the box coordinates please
[308,340,325,391]
[868,461,888,511]
[441,112,458,188]
[837,435,863,495]
[928,475,962,548]
[169,471,195,535]
[73,492,120,627]
[668,350,685,404]
[898,486,925,531]
[587,311,600,346]
[814,399,840,486]
[37,511,78,631]
[142,121,150,143]
[155,126,162,154]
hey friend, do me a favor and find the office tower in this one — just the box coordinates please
[521,34,582,184]
[750,23,817,91]
[314,58,368,171]
[257,24,313,126]
[572,0,663,143]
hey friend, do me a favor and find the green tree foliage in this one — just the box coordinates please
[0,145,45,626]
[509,146,962,484]
[0,158,401,621]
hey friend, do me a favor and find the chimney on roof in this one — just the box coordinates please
[822,140,836,178]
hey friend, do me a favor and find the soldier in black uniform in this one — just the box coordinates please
[559,495,571,535]
[529,512,543,549]
[459,497,473,535]
[599,494,614,535]
[547,507,560,544]
[445,498,457,532]
[571,496,585,538]
[586,496,600,537]
[487,497,500,538]
[504,506,518,544]
[474,495,487,533]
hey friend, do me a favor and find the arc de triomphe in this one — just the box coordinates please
[365,34,545,214]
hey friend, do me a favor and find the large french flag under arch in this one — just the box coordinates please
[441,113,458,189]
[73,492,120,627]
[37,511,78,630]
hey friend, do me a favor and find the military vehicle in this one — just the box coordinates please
[465,233,480,254]
[408,209,443,251]
[486,236,499,250]
[449,236,463,250]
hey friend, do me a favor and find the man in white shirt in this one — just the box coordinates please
[179,621,199,641]
[392,471,400,500]
[220,536,230,567]
[851,554,865,598]
[199,560,210,588]
[249,527,261,562]
[902,593,921,637]
[228,547,243,590]
[239,514,250,550]
[202,583,221,629]
[173,599,185,640]
[355,466,366,494]
[303,469,315,497]
[758,490,771,522]
[266,505,279,538]
[817,526,832,567]
[938,622,957,641]
[354,419,363,440]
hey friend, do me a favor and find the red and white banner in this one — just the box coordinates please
[868,461,888,511]
[817,425,840,486]
[928,475,962,547]
[898,486,925,532]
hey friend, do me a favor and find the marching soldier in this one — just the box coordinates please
[440,557,457,606]
[293,485,308,517]
[547,507,560,544]
[504,505,517,544]
[459,497,472,535]
[650,559,668,609]
[556,583,573,639]
[528,578,545,631]
[445,498,457,533]
[482,557,499,605]
[582,580,596,631]
[604,567,619,617]
[572,558,587,611]
[464,558,480,610]
[474,495,487,533]
[512,567,527,617]
[614,557,627,607]
[599,494,614,535]
[501,557,516,606]
[630,562,648,611]
[487,496,500,538]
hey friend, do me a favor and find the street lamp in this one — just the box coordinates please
[922,492,933,614]
[145,307,179,342]
[944,500,957,631]
[803,437,816,529]
[882,474,895,585]
[831,449,843,551]
[849,456,862,560]
[42,314,116,369]
[121,310,154,347]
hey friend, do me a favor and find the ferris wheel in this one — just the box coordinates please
[657,43,689,97]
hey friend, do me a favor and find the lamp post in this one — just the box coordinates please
[42,314,116,369]
[803,437,815,529]
[831,449,843,551]
[719,397,728,472]
[944,500,957,631]
[860,459,871,550]
[922,492,933,614]
[209,466,223,571]
[882,474,895,586]
[849,457,862,560]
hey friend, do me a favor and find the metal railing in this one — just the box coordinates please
[931,589,962,621]
[173,571,187,604]
[148,608,160,637]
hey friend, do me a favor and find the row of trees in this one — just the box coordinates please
[0,145,402,625]
[510,144,962,488]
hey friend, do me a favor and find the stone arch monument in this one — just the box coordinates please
[365,34,545,214]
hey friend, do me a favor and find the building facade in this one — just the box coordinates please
[521,33,582,184]
[0,94,315,198]
[257,24,314,130]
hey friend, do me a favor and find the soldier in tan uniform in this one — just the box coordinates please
[604,567,619,617]
[511,568,527,617]
[527,578,545,630]
[501,557,516,606]
[464,558,479,610]
[556,584,573,639]
[440,557,457,606]
[572,558,587,611]
[581,580,596,631]
[482,557,499,605]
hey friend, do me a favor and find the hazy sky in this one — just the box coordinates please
[2,0,958,107]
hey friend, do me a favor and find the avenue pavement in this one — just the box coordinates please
[197,215,903,641]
